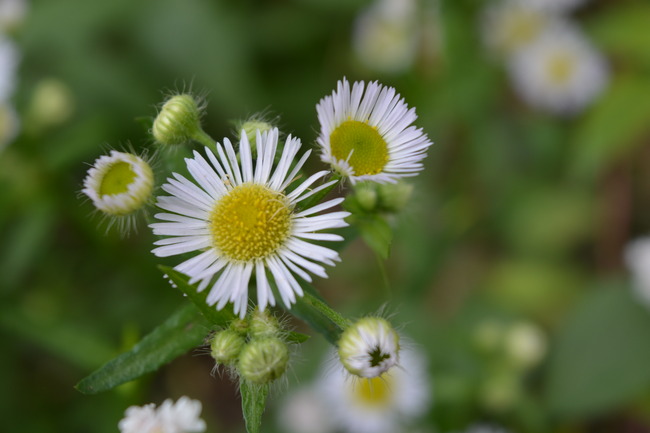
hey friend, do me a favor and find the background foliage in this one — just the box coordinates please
[2,0,650,432]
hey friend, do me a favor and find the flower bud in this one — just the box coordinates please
[338,317,400,378]
[152,94,203,146]
[239,120,274,144]
[249,309,280,338]
[238,337,289,384]
[210,329,245,365]
[377,180,413,213]
[504,322,546,369]
[82,150,154,216]
[354,182,378,212]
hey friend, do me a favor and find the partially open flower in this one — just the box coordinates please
[338,317,400,378]
[82,150,154,217]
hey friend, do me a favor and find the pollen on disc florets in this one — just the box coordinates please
[330,120,389,176]
[210,183,292,262]
[82,150,154,216]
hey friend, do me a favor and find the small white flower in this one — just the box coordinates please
[320,346,431,433]
[278,387,335,433]
[316,78,433,184]
[624,237,650,307]
[0,35,19,102]
[150,128,349,318]
[353,0,419,74]
[338,317,400,378]
[481,0,551,56]
[82,150,154,216]
[118,397,206,433]
[507,23,608,115]
[504,322,547,369]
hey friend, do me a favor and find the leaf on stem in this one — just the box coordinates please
[241,381,270,433]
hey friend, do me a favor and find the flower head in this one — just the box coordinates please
[320,346,431,433]
[316,78,433,184]
[507,23,608,115]
[150,128,349,317]
[338,317,400,378]
[481,0,550,56]
[118,396,206,433]
[82,150,154,217]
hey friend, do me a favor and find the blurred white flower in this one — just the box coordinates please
[0,0,27,32]
[504,321,547,369]
[0,35,18,102]
[525,0,589,13]
[624,237,650,307]
[320,346,431,433]
[118,396,206,433]
[278,387,334,433]
[353,0,419,74]
[481,0,551,56]
[507,23,608,114]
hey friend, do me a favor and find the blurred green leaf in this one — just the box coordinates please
[353,213,393,259]
[160,266,236,327]
[240,381,269,433]
[571,75,650,179]
[586,3,650,68]
[75,302,210,394]
[545,287,650,418]
[286,331,310,344]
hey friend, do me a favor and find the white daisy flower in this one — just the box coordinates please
[278,387,335,433]
[82,150,154,216]
[507,24,608,115]
[119,396,206,433]
[353,0,419,74]
[320,345,431,433]
[624,237,650,307]
[0,0,28,32]
[481,0,551,56]
[316,78,433,184]
[150,128,349,318]
[338,317,400,378]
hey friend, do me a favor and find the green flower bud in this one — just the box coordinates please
[354,182,379,212]
[210,329,246,365]
[152,94,203,146]
[338,317,400,378]
[249,309,280,338]
[377,180,414,212]
[504,322,546,369]
[239,120,274,144]
[238,337,289,384]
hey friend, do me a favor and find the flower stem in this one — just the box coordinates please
[192,129,216,149]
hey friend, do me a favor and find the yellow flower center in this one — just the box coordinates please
[330,120,389,176]
[353,376,394,407]
[502,10,545,52]
[210,183,292,261]
[546,52,575,85]
[99,161,136,196]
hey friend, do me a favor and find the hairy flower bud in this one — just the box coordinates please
[338,317,400,378]
[152,94,203,146]
[238,337,289,384]
[354,182,379,212]
[249,309,280,338]
[210,329,245,365]
[378,180,413,212]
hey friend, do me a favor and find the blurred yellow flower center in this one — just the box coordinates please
[546,53,575,85]
[210,183,292,261]
[99,161,136,196]
[502,10,544,51]
[353,376,394,407]
[330,120,388,176]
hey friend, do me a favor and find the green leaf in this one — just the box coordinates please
[160,266,236,327]
[240,381,269,433]
[545,287,650,418]
[285,331,310,344]
[571,75,650,179]
[355,214,393,259]
[75,302,210,395]
[287,290,350,345]
[294,175,340,212]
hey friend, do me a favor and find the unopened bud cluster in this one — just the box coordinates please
[353,180,414,213]
[209,310,289,385]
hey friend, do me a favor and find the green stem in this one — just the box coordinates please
[375,252,392,299]
[192,129,217,149]
[302,292,352,330]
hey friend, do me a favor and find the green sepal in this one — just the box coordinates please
[240,381,270,433]
[75,302,209,395]
[160,265,236,327]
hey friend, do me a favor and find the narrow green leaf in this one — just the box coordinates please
[160,265,236,327]
[286,331,310,344]
[545,287,650,418]
[286,288,350,345]
[241,381,269,433]
[75,302,210,395]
